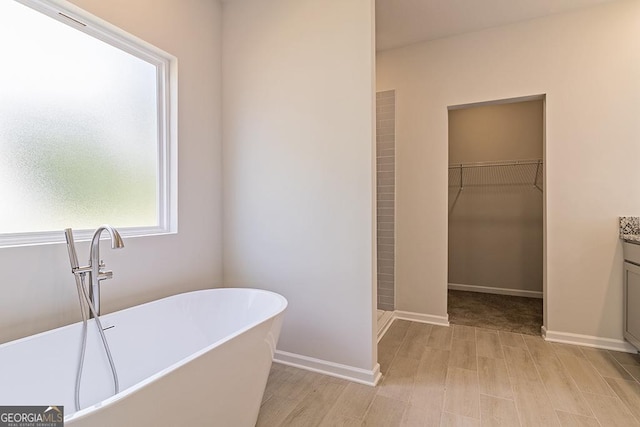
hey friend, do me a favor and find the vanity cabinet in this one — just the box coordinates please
[623,242,640,350]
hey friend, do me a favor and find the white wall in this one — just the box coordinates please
[0,0,223,344]
[222,0,377,376]
[377,0,640,343]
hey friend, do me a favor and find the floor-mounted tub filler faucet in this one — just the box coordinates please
[64,225,124,411]
[65,225,124,317]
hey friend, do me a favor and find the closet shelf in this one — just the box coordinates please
[448,159,543,191]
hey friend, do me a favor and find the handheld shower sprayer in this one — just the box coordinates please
[64,228,80,271]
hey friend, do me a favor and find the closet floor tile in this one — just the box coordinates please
[447,290,542,335]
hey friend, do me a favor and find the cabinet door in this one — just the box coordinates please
[624,261,640,349]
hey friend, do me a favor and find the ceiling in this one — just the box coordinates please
[376,0,618,51]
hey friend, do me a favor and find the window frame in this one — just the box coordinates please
[1,0,178,248]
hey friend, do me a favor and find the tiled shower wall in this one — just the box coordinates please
[376,90,395,311]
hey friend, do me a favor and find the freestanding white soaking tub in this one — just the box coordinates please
[0,288,287,426]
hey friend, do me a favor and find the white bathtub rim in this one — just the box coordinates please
[0,287,287,422]
[0,287,286,350]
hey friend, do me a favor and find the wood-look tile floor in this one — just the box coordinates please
[257,320,640,427]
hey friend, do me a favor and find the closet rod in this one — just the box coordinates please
[449,159,543,191]
[448,159,542,169]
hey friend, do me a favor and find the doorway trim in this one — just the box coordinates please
[446,93,547,334]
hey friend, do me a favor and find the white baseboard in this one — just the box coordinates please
[393,310,450,326]
[542,326,638,354]
[448,283,543,299]
[274,350,382,386]
[377,312,395,342]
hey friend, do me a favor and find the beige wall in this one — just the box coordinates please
[0,0,223,344]
[377,0,640,341]
[222,0,377,372]
[449,100,543,163]
[448,100,543,293]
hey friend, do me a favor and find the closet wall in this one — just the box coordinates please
[448,99,543,295]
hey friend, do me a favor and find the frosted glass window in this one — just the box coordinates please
[0,0,174,243]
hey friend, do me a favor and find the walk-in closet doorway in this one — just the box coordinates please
[447,95,545,336]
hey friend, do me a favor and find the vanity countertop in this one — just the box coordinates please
[620,217,640,244]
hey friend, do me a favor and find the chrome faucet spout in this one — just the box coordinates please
[89,225,124,317]
[92,224,125,251]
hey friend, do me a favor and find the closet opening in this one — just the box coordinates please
[447,95,545,336]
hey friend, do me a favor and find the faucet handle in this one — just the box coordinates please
[98,260,113,281]
[98,270,114,281]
